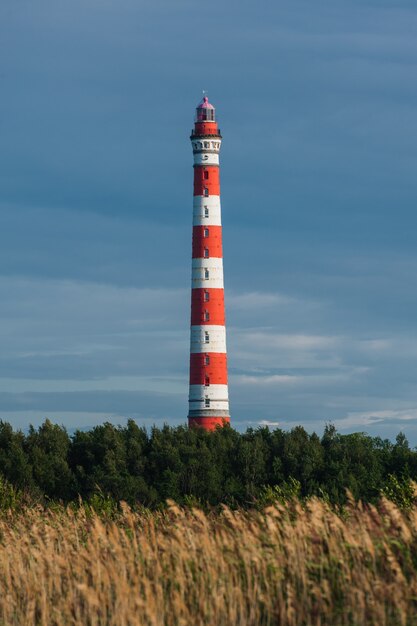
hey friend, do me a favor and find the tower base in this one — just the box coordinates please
[188,416,230,430]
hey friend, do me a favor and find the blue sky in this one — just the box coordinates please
[1,0,417,440]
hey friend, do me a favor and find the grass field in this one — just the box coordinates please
[1,497,417,625]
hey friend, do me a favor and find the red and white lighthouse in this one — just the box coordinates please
[188,96,231,430]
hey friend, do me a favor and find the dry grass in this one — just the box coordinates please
[1,498,417,625]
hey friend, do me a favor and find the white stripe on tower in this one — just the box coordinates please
[190,326,227,353]
[192,196,222,226]
[191,259,224,290]
[188,96,231,430]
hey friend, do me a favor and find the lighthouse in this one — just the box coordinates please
[188,96,231,430]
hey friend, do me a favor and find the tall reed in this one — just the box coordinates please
[0,497,417,625]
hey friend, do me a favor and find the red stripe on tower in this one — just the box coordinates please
[188,96,231,430]
[192,226,223,259]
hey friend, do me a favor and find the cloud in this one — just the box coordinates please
[0,204,190,287]
[234,374,299,387]
[227,291,297,310]
[232,367,369,389]
[335,409,417,430]
[2,273,417,438]
[258,420,281,428]
[230,331,343,371]
[1,0,417,441]
[0,276,189,382]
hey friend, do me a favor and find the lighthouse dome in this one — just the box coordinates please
[196,96,215,122]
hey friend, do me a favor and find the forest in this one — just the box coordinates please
[0,419,416,508]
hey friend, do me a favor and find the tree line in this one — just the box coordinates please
[0,419,415,508]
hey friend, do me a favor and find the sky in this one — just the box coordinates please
[1,0,417,440]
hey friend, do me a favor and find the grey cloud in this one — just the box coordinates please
[0,277,190,382]
[0,389,183,415]
[0,0,417,440]
[2,274,417,438]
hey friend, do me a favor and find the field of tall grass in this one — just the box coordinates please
[1,496,417,625]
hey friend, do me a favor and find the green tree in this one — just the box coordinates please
[26,420,73,500]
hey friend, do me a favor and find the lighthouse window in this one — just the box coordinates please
[204,188,209,197]
[204,142,209,148]
[205,354,210,365]
[204,291,210,302]
[204,228,209,238]
[205,376,210,386]
[204,207,209,218]
[204,269,209,280]
[205,397,210,407]
[204,311,210,321]
[204,170,209,180]
[204,248,209,258]
[204,332,209,343]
